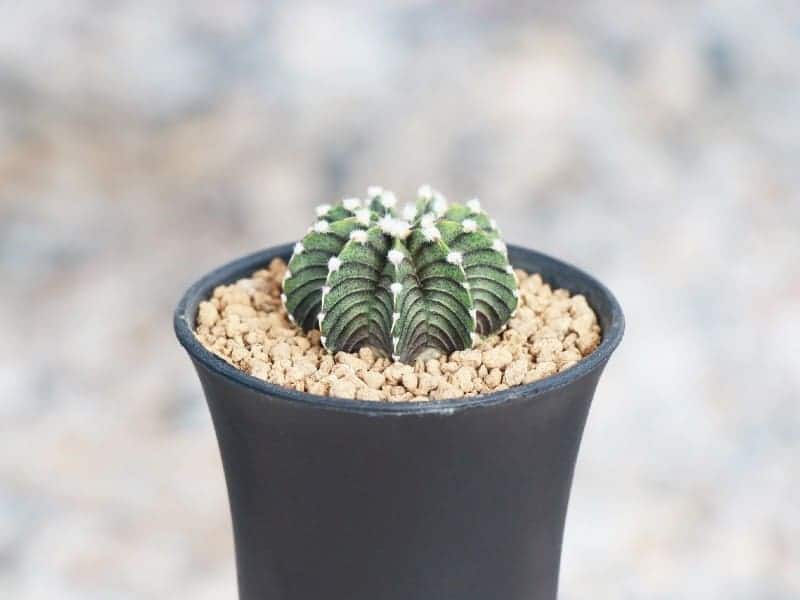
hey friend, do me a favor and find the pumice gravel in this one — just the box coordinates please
[194,257,601,402]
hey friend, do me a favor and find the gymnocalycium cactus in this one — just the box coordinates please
[282,186,519,362]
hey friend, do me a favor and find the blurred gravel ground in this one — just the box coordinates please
[1,1,799,598]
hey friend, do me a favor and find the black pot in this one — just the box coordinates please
[175,244,624,600]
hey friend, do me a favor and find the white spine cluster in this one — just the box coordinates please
[380,191,397,209]
[316,204,331,217]
[392,220,411,239]
[355,208,371,226]
[466,198,482,213]
[342,197,361,211]
[402,204,417,221]
[461,218,478,233]
[390,282,403,296]
[293,241,304,254]
[417,184,433,200]
[446,251,463,265]
[377,216,393,234]
[388,249,404,266]
[420,213,436,229]
[349,229,368,244]
[492,239,507,256]
[314,220,330,233]
[328,256,341,272]
[378,217,411,239]
[431,194,447,216]
[422,226,441,242]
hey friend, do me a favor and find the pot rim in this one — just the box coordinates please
[175,243,624,415]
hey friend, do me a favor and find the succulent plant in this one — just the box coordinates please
[282,186,519,362]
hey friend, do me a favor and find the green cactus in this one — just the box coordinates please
[282,186,519,362]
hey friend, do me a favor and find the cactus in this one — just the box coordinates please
[282,186,519,362]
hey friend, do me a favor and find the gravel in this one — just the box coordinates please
[194,258,601,401]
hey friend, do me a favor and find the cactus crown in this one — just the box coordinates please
[282,186,519,362]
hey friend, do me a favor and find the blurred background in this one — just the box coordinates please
[1,1,798,598]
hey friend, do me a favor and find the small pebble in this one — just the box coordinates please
[483,348,513,369]
[361,371,386,390]
[331,379,356,399]
[503,359,528,386]
[197,302,220,326]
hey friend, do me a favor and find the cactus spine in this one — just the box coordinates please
[282,186,518,362]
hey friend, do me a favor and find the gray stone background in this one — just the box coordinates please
[1,1,798,598]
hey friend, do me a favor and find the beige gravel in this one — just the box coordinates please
[194,258,602,401]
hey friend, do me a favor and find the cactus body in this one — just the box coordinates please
[282,187,518,362]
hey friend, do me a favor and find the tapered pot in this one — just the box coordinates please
[175,244,624,600]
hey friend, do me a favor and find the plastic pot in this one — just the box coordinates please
[175,243,624,600]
